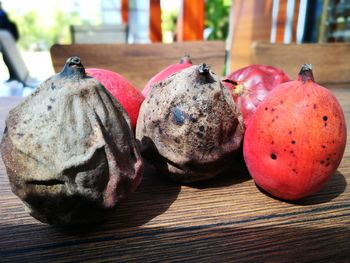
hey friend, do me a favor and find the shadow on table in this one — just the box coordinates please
[1,221,349,262]
[256,171,347,205]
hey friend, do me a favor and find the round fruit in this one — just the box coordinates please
[243,64,347,200]
[223,64,291,126]
[86,68,144,130]
[142,55,193,97]
[137,64,245,183]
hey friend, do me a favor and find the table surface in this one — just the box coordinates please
[0,87,349,263]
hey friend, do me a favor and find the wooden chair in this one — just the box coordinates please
[227,0,350,85]
[50,41,225,89]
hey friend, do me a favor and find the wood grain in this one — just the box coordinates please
[50,41,226,90]
[0,86,350,262]
[253,42,350,84]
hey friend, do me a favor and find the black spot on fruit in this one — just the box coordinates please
[199,125,205,132]
[291,140,296,144]
[270,153,277,160]
[323,116,328,121]
[171,107,185,126]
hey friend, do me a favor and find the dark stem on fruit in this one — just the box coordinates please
[198,63,210,75]
[222,79,238,86]
[179,54,192,64]
[60,56,86,78]
[198,63,215,83]
[298,63,315,83]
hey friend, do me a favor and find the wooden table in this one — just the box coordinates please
[0,87,349,262]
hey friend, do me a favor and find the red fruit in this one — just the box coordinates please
[223,64,291,126]
[142,55,193,97]
[86,68,144,130]
[243,64,347,200]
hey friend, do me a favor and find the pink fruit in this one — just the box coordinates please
[142,55,193,97]
[243,64,347,200]
[223,64,291,126]
[86,68,144,130]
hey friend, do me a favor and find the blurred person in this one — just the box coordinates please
[0,1,19,81]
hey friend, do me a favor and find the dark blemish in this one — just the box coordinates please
[326,157,330,161]
[186,89,189,92]
[265,107,268,111]
[199,125,205,132]
[171,107,185,125]
[291,140,296,144]
[150,94,154,98]
[214,92,220,100]
[51,83,56,90]
[324,123,328,127]
[156,101,159,106]
[3,126,8,134]
[326,163,330,167]
[320,160,325,165]
[290,150,294,154]
[192,96,197,101]
[271,119,275,122]
[49,97,55,103]
[174,138,180,144]
[283,148,287,152]
[17,132,24,137]
[322,145,326,149]
[270,153,277,160]
[271,108,275,112]
[197,132,204,139]
[292,169,298,174]
[289,131,292,135]
[313,104,317,109]
[332,140,335,144]
[323,116,328,121]
[271,141,275,145]
[47,105,52,111]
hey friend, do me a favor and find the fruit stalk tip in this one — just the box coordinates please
[298,63,315,82]
[61,56,86,77]
[198,63,210,75]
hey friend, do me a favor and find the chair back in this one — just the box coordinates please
[50,41,226,89]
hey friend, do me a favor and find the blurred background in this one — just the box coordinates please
[0,0,349,96]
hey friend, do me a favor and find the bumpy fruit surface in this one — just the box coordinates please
[142,55,193,97]
[137,64,245,183]
[1,57,143,225]
[223,64,291,126]
[243,64,346,200]
[87,68,144,130]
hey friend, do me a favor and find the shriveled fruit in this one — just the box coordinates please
[223,64,291,126]
[136,64,245,183]
[142,55,193,97]
[86,68,144,130]
[243,64,347,200]
[0,57,143,225]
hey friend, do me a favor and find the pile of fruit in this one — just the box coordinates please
[0,55,346,225]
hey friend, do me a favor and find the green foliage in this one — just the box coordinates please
[11,10,82,51]
[205,0,231,40]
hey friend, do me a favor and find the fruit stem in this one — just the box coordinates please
[60,56,86,78]
[232,84,245,96]
[198,63,210,75]
[298,64,315,83]
[179,54,192,64]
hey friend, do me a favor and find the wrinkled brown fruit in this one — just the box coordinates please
[0,57,143,225]
[136,64,245,183]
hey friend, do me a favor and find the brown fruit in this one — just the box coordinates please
[136,64,245,183]
[0,57,143,225]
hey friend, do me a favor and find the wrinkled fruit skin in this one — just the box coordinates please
[136,64,245,183]
[0,57,143,225]
[142,55,193,97]
[243,65,346,200]
[87,68,144,130]
[223,64,291,126]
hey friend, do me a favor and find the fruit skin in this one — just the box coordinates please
[137,64,245,183]
[0,57,144,225]
[243,64,347,200]
[86,68,144,130]
[142,55,193,97]
[223,64,291,126]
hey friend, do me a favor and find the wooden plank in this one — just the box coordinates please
[229,0,273,71]
[50,41,226,89]
[0,86,350,262]
[177,0,204,41]
[253,41,350,84]
[149,0,162,42]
